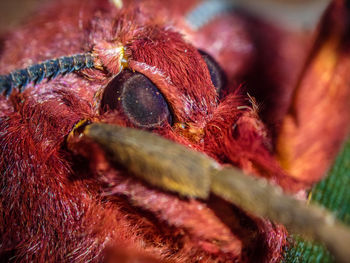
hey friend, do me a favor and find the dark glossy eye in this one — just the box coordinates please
[199,50,226,95]
[101,69,172,128]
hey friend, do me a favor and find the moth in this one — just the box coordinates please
[1,0,350,262]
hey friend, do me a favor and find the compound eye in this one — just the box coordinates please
[101,69,172,128]
[199,50,226,95]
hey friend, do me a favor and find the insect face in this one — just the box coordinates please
[1,0,350,262]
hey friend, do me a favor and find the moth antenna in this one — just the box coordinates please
[185,0,236,31]
[0,53,95,97]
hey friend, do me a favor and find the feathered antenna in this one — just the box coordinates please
[0,53,95,96]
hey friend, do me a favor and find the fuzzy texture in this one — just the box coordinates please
[1,0,349,262]
[277,0,350,185]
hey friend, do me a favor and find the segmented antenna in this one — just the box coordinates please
[0,53,95,97]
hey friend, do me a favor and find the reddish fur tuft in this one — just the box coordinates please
[1,0,349,262]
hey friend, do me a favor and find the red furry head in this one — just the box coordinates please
[1,0,349,262]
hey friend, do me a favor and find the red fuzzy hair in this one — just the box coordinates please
[1,0,349,262]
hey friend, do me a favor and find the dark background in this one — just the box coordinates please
[0,0,330,35]
[0,0,51,34]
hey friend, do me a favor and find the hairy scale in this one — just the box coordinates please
[1,0,350,262]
